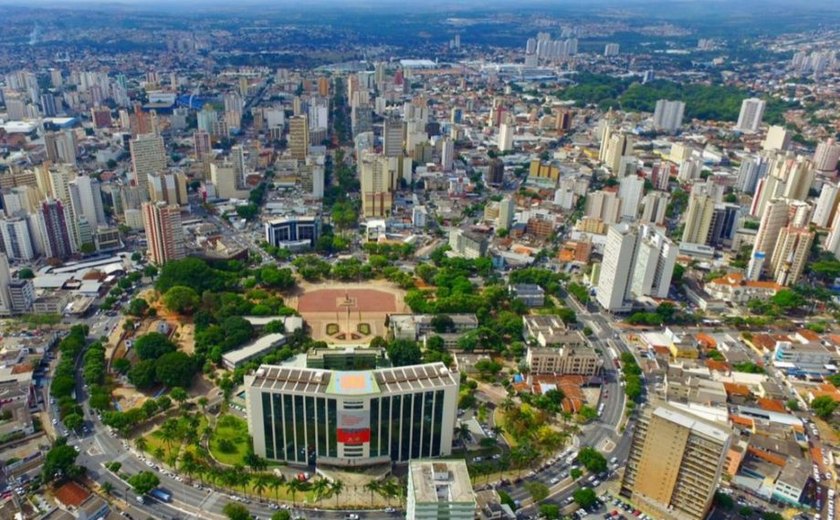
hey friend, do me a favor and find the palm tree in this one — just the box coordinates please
[159,419,179,456]
[286,478,309,507]
[154,447,165,460]
[330,479,344,508]
[180,452,198,484]
[101,481,113,496]
[134,436,148,452]
[269,474,285,502]
[363,480,380,506]
[253,474,271,501]
[455,423,472,445]
[311,478,331,502]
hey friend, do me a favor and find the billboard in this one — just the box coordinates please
[337,410,370,444]
[337,429,371,444]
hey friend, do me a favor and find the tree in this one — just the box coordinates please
[573,487,598,508]
[539,504,561,519]
[169,387,188,405]
[570,467,582,480]
[524,481,549,502]
[223,502,251,520]
[134,332,177,360]
[577,447,608,473]
[259,266,296,290]
[42,438,83,483]
[286,478,310,506]
[163,286,200,314]
[387,339,422,367]
[64,413,84,432]
[271,512,292,520]
[128,359,158,389]
[431,314,455,333]
[127,298,149,317]
[18,267,34,279]
[155,351,197,389]
[330,479,344,507]
[811,395,838,419]
[128,471,160,495]
[101,481,113,495]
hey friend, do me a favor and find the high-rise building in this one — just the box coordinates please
[210,163,249,200]
[360,154,397,217]
[264,217,321,250]
[39,199,75,260]
[289,115,309,161]
[498,123,514,152]
[653,100,685,133]
[620,404,731,520]
[0,217,35,261]
[771,225,814,286]
[631,227,678,299]
[141,202,185,265]
[69,175,106,227]
[736,154,769,194]
[555,108,573,132]
[748,199,809,280]
[486,158,504,185]
[440,138,455,172]
[813,138,840,175]
[618,175,645,220]
[604,133,634,173]
[597,224,640,312]
[130,133,166,195]
[812,182,839,228]
[223,92,243,130]
[640,192,670,226]
[708,204,741,248]
[604,43,620,57]
[735,98,766,133]
[497,197,515,231]
[383,117,404,157]
[44,131,77,166]
[585,190,622,225]
[762,125,791,152]
[90,106,112,128]
[681,191,716,245]
[193,130,212,159]
[407,460,476,520]
[244,362,459,466]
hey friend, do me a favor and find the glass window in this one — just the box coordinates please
[294,395,305,463]
[316,397,327,456]
[261,393,274,459]
[421,391,434,458]
[411,392,423,459]
[390,395,402,461]
[401,393,412,461]
[380,396,391,458]
[305,396,316,463]
[370,398,379,458]
[272,393,283,460]
[283,394,295,460]
[431,390,444,457]
[328,399,337,457]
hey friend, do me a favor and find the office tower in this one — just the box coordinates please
[318,77,330,97]
[749,153,814,216]
[148,173,178,205]
[142,202,185,265]
[2,186,39,217]
[498,123,514,152]
[736,155,769,194]
[194,130,212,159]
[640,192,670,226]
[352,105,373,137]
[812,182,839,228]
[5,98,26,120]
[762,125,791,152]
[289,115,309,161]
[631,226,678,299]
[69,175,106,227]
[44,131,77,166]
[383,117,404,157]
[653,100,685,133]
[498,197,515,231]
[708,204,741,247]
[131,102,151,136]
[814,138,840,175]
[681,191,716,244]
[486,158,504,185]
[618,156,639,178]
[245,362,458,465]
[604,43,620,57]
[441,138,455,172]
[0,217,35,261]
[555,108,573,132]
[585,190,622,225]
[39,199,75,260]
[407,460,476,520]
[771,225,814,286]
[604,133,634,173]
[197,107,218,133]
[620,404,731,520]
[618,175,645,220]
[130,133,166,195]
[735,98,766,133]
[210,163,248,200]
[360,154,399,217]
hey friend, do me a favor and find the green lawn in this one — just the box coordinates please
[210,414,251,465]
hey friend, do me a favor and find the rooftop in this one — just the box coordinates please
[409,459,476,505]
[652,404,731,443]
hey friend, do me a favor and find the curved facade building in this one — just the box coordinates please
[244,362,459,467]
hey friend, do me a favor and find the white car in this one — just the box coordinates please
[550,477,560,485]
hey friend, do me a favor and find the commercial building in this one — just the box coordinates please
[360,154,398,217]
[772,341,836,376]
[498,123,514,152]
[762,125,791,152]
[389,314,478,342]
[39,199,75,260]
[0,217,35,261]
[244,362,459,466]
[525,346,602,376]
[522,315,588,348]
[620,404,732,520]
[305,348,388,370]
[289,115,309,161]
[264,216,321,251]
[813,138,840,175]
[141,202,185,265]
[222,333,287,370]
[509,284,545,307]
[407,460,476,520]
[448,229,488,259]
